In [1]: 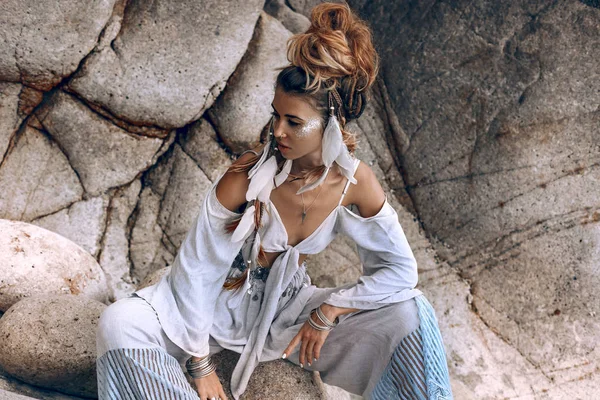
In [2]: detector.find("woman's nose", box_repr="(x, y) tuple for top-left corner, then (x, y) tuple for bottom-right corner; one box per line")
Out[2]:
(272, 119), (286, 139)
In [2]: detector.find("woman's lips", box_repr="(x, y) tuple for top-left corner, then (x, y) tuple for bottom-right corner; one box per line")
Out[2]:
(277, 142), (291, 151)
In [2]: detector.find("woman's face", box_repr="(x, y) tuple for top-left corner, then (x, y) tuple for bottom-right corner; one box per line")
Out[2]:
(270, 86), (325, 162)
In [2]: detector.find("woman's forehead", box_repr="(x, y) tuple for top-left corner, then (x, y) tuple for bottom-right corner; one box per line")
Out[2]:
(272, 87), (320, 118)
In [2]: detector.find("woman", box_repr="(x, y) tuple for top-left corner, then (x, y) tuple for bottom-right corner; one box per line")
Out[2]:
(96, 3), (453, 400)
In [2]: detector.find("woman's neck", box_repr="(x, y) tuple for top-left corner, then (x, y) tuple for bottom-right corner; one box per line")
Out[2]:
(289, 151), (323, 175)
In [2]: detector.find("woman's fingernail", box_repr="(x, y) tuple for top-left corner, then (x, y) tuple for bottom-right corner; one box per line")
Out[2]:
(281, 353), (287, 359)
(300, 363), (304, 368)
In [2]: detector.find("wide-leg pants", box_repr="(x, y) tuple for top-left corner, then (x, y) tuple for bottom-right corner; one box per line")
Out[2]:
(96, 290), (445, 399)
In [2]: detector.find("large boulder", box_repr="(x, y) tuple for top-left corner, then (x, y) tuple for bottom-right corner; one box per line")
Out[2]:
(36, 91), (167, 196)
(68, 0), (265, 129)
(347, 0), (600, 397)
(31, 195), (109, 258)
(0, 220), (109, 312)
(197, 350), (324, 399)
(98, 180), (142, 302)
(208, 12), (292, 154)
(0, 126), (83, 221)
(0, 0), (116, 90)
(0, 295), (106, 398)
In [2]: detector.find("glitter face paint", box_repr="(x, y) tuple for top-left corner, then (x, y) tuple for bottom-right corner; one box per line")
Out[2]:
(294, 118), (322, 139)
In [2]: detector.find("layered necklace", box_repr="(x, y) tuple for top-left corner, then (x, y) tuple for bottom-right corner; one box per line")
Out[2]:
(287, 172), (325, 224)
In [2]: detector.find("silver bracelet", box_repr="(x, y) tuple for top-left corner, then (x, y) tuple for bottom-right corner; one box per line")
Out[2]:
(315, 306), (339, 328)
(186, 355), (216, 378)
(308, 310), (333, 331)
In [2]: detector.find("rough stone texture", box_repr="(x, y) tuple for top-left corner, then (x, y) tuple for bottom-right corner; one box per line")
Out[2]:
(0, 219), (109, 312)
(129, 144), (213, 283)
(0, 83), (23, 165)
(129, 186), (175, 284)
(194, 350), (324, 399)
(347, 0), (600, 397)
(0, 0), (116, 91)
(99, 180), (142, 302)
(208, 12), (292, 154)
(179, 118), (233, 182)
(68, 0), (264, 129)
(36, 91), (166, 196)
(157, 145), (213, 249)
(0, 126), (83, 221)
(31, 195), (109, 258)
(0, 389), (36, 400)
(264, 0), (311, 34)
(0, 295), (105, 398)
(136, 266), (170, 291)
(0, 367), (85, 400)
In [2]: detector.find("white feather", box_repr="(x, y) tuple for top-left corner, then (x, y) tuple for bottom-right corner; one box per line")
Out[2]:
(246, 156), (277, 201)
(274, 159), (292, 187)
(248, 139), (271, 179)
(231, 205), (256, 242)
(321, 116), (343, 167)
(296, 166), (330, 195)
(335, 150), (358, 185)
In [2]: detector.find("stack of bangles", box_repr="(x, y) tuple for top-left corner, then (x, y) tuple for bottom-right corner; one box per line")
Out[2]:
(308, 306), (339, 331)
(185, 355), (216, 379)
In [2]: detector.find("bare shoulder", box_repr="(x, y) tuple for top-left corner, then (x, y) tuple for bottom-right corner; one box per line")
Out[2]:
(346, 160), (386, 218)
(215, 145), (264, 213)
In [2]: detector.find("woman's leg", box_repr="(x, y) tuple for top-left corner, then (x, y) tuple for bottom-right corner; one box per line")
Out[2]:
(96, 294), (200, 400)
(279, 290), (450, 399)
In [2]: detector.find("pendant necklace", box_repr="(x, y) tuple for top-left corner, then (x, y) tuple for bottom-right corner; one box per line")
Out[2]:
(300, 184), (324, 224)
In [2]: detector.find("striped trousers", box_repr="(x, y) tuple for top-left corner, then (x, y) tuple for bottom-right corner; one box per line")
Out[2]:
(96, 294), (451, 399)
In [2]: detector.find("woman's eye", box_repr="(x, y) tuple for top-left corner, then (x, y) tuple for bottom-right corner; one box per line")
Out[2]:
(270, 111), (279, 119)
(288, 120), (299, 127)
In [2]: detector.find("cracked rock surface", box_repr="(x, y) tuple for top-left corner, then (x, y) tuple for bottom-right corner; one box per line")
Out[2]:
(209, 12), (292, 153)
(68, 0), (264, 129)
(0, 0), (116, 91)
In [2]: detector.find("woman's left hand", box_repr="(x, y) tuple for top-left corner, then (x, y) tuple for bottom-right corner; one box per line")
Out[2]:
(282, 311), (331, 368)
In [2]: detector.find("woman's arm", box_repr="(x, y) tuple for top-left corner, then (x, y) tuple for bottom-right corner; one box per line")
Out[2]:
(321, 161), (420, 315)
(215, 149), (260, 213)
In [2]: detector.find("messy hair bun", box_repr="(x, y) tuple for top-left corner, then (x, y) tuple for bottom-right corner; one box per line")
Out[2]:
(286, 2), (379, 98)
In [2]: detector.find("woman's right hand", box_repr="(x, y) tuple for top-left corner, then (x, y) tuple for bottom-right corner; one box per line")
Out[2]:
(193, 371), (228, 400)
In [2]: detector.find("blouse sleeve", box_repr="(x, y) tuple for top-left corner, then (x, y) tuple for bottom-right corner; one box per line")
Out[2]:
(323, 198), (421, 310)
(161, 174), (245, 357)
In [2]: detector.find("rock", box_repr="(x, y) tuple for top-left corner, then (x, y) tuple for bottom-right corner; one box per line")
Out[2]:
(68, 0), (264, 129)
(208, 12), (292, 154)
(130, 145), (212, 282)
(286, 0), (336, 18)
(157, 145), (213, 248)
(190, 350), (324, 399)
(179, 118), (233, 182)
(0, 295), (106, 398)
(31, 196), (109, 257)
(0, 83), (23, 165)
(264, 0), (311, 34)
(0, 389), (37, 400)
(0, 219), (108, 312)
(348, 0), (600, 396)
(0, 0), (116, 90)
(137, 266), (170, 291)
(99, 180), (142, 301)
(0, 126), (83, 221)
(36, 91), (166, 196)
(129, 187), (175, 284)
